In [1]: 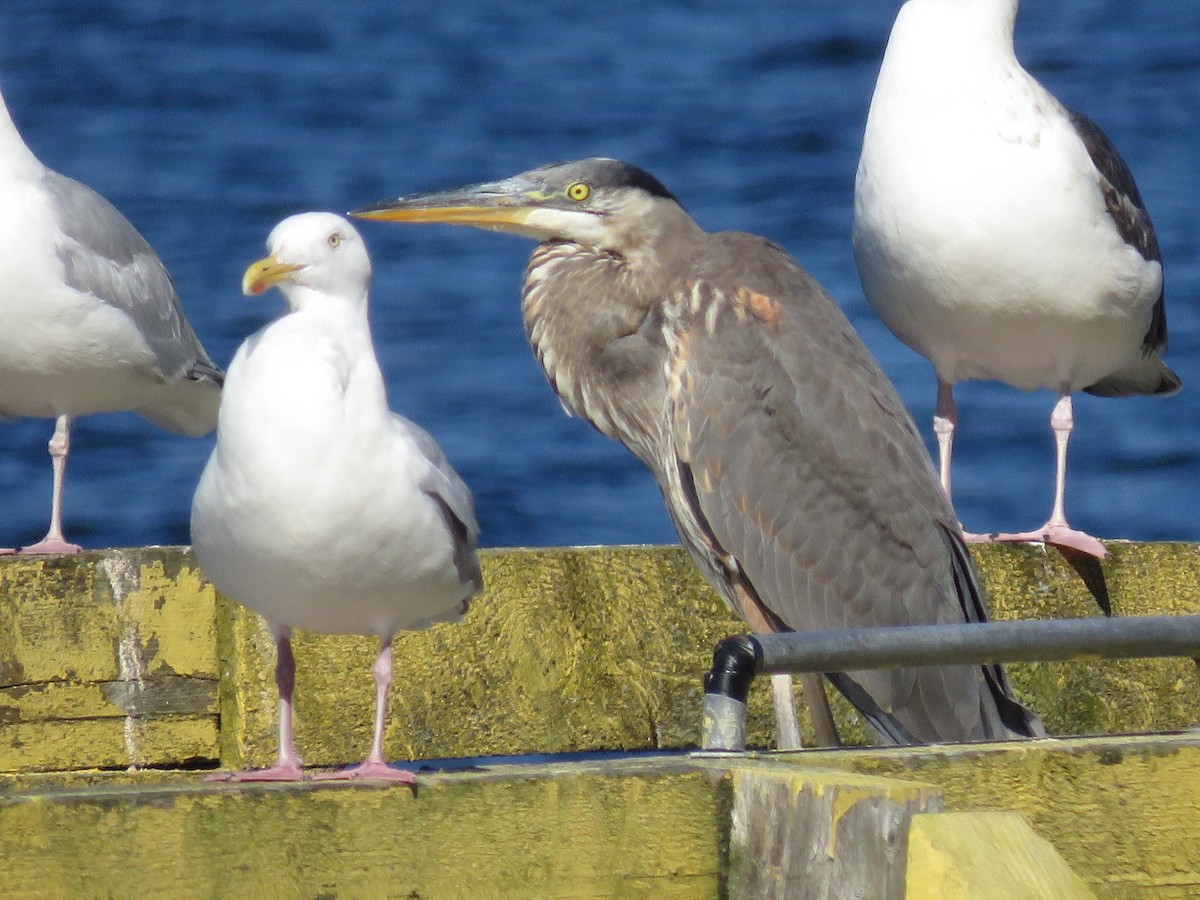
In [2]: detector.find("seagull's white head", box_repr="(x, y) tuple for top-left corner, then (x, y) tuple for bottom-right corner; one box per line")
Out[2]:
(243, 212), (372, 309)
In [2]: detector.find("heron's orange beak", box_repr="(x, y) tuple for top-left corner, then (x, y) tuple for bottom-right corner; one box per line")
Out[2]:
(350, 173), (556, 235)
(352, 203), (536, 228)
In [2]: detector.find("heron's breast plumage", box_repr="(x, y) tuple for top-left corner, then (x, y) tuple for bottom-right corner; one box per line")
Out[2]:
(522, 242), (669, 462)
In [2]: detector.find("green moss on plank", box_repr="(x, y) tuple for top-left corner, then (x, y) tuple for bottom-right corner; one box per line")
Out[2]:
(3, 543), (1199, 775)
(906, 811), (1096, 898)
(812, 733), (1200, 898)
(0, 760), (729, 899)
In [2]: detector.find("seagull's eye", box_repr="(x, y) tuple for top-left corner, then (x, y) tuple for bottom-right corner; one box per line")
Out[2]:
(566, 182), (590, 202)
(328, 232), (342, 249)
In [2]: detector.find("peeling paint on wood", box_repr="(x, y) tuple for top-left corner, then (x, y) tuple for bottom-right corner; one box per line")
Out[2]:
(0, 549), (219, 772)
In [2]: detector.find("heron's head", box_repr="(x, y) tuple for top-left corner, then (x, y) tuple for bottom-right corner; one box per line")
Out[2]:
(243, 211), (372, 308)
(351, 158), (688, 255)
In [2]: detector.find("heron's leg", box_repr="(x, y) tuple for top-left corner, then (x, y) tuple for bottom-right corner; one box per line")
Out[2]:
(994, 393), (1106, 558)
(934, 381), (990, 544)
(800, 673), (841, 748)
(20, 415), (83, 555)
(207, 630), (307, 782)
(771, 674), (804, 750)
(768, 674), (840, 749)
(315, 637), (416, 783)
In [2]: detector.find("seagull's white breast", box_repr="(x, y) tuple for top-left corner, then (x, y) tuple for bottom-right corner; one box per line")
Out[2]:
(191, 311), (469, 638)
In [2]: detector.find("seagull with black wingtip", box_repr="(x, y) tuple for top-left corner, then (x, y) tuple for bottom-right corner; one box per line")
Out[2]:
(854, 0), (1180, 560)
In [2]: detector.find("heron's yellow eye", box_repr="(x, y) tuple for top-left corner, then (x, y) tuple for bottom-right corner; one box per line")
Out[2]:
(328, 232), (342, 249)
(566, 182), (590, 202)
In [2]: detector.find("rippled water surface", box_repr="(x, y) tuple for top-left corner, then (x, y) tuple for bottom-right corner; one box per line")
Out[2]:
(1, 0), (1198, 550)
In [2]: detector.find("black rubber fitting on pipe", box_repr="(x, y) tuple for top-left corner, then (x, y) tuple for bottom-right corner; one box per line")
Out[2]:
(703, 635), (762, 703)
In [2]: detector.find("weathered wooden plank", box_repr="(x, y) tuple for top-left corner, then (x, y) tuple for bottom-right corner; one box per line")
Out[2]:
(906, 811), (1096, 899)
(1, 741), (1187, 896)
(728, 763), (941, 899)
(0, 549), (220, 772)
(977, 541), (1200, 736)
(0, 759), (728, 899)
(216, 544), (788, 770)
(821, 733), (1200, 898)
(215, 542), (1200, 771)
(3, 543), (1199, 776)
(0, 717), (219, 772)
(1, 676), (216, 720)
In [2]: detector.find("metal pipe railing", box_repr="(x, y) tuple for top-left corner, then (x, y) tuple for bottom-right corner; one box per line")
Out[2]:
(701, 615), (1200, 751)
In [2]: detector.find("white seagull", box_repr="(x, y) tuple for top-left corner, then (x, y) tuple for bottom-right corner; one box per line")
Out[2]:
(0, 84), (223, 554)
(853, 0), (1179, 559)
(191, 212), (482, 783)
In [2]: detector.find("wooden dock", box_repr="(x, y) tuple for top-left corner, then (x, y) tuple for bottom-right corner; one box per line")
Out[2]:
(2, 544), (1198, 896)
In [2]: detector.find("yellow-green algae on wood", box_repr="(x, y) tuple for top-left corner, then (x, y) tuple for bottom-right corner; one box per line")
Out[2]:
(906, 811), (1096, 899)
(216, 544), (823, 770)
(0, 755), (1015, 900)
(218, 541), (1200, 770)
(4, 542), (1200, 775)
(0, 549), (219, 772)
(0, 543), (1195, 896)
(815, 733), (1200, 898)
(977, 541), (1200, 737)
(0, 757), (731, 899)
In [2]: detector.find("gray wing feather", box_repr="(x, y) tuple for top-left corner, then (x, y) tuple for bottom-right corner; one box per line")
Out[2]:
(41, 170), (220, 381)
(664, 234), (1039, 743)
(1066, 108), (1167, 353)
(395, 414), (483, 594)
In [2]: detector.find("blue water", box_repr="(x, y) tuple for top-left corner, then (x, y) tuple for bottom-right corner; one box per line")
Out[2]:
(0, 0), (1198, 551)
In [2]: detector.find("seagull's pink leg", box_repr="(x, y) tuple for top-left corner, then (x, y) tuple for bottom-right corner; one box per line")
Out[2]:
(934, 380), (990, 543)
(18, 416), (83, 555)
(994, 393), (1107, 559)
(208, 631), (307, 782)
(315, 638), (416, 783)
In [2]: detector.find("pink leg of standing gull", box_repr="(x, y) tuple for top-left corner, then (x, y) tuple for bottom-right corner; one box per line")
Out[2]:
(208, 631), (306, 782)
(933, 381), (991, 543)
(2, 415), (84, 555)
(994, 393), (1107, 559)
(314, 638), (416, 783)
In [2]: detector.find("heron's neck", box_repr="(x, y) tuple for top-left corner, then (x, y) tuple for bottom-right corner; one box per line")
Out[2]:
(521, 241), (670, 462)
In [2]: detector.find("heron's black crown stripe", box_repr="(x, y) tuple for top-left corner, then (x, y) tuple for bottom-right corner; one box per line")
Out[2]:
(534, 158), (680, 204)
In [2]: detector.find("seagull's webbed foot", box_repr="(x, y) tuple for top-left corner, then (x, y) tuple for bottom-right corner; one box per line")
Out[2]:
(204, 763), (308, 783)
(313, 760), (417, 784)
(992, 524), (1107, 559)
(959, 529), (994, 544)
(17, 537), (83, 555)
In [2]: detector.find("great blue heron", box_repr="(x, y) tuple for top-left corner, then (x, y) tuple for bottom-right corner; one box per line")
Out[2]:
(354, 158), (1043, 746)
(192, 213), (481, 781)
(854, 0), (1179, 560)
(0, 86), (222, 554)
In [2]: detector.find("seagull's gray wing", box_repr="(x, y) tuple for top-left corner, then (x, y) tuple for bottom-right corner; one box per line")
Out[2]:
(662, 233), (1041, 743)
(41, 169), (220, 384)
(1066, 108), (1166, 353)
(395, 414), (483, 594)
(1064, 110), (1180, 397)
